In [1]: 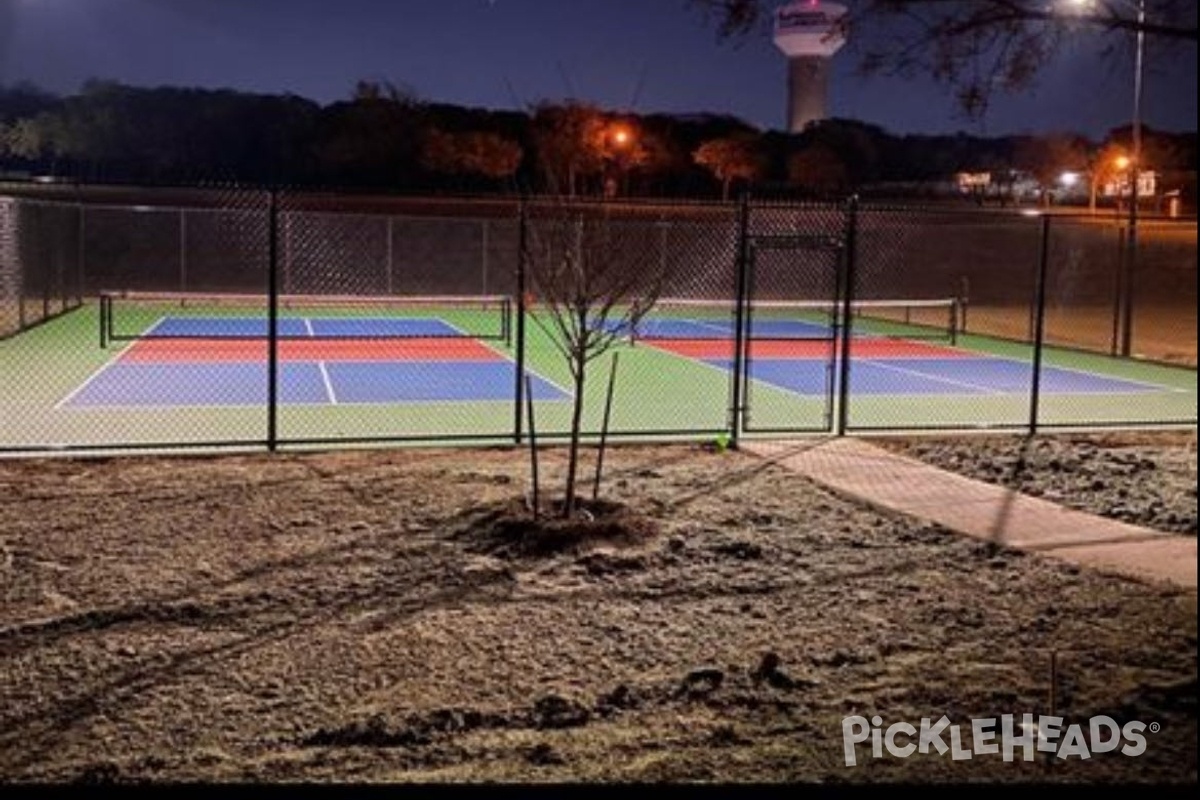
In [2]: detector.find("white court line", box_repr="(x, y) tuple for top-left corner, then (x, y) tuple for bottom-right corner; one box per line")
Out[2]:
(895, 332), (1188, 394)
(304, 317), (316, 337)
(53, 316), (164, 409)
(54, 347), (136, 409)
(842, 331), (1187, 395)
(626, 316), (730, 341)
(140, 315), (170, 337)
(858, 358), (1007, 396)
(645, 332), (1189, 402)
(318, 361), (338, 405)
(641, 340), (828, 403)
(978, 351), (1190, 394)
(444, 315), (576, 398)
(685, 319), (733, 336)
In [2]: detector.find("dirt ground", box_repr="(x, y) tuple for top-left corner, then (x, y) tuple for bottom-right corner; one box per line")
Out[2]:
(874, 430), (1198, 536)
(0, 442), (1195, 784)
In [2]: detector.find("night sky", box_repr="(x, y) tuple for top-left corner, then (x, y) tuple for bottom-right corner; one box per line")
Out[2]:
(1, 0), (1196, 138)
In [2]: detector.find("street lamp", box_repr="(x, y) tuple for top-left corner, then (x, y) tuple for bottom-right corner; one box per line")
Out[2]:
(1066, 0), (1146, 356)
(605, 123), (636, 197)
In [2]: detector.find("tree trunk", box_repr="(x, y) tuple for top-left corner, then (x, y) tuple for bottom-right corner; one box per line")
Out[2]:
(563, 362), (587, 518)
(722, 176), (730, 202)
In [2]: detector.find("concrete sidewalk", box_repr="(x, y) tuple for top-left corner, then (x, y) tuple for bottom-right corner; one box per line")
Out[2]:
(742, 437), (1197, 590)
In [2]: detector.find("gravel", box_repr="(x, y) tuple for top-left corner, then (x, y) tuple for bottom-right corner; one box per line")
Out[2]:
(873, 431), (1198, 535)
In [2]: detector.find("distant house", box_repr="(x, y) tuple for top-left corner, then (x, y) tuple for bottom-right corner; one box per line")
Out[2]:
(1101, 170), (1158, 200)
(954, 169), (1039, 204)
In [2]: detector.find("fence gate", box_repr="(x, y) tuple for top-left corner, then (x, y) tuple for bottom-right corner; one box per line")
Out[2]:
(738, 228), (846, 435)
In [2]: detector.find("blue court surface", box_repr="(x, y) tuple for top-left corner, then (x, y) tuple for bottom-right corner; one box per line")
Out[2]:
(64, 361), (569, 408)
(705, 357), (1170, 397)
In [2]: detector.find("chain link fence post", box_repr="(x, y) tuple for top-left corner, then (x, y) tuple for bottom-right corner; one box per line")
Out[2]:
(729, 192), (751, 448)
(514, 196), (528, 444)
(267, 188), (280, 452)
(1029, 213), (1052, 434)
(836, 195), (860, 436)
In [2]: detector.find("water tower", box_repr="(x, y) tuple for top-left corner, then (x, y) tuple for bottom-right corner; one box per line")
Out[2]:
(773, 1), (848, 133)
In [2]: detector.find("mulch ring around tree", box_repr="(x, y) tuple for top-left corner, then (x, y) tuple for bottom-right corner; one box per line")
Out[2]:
(450, 495), (659, 559)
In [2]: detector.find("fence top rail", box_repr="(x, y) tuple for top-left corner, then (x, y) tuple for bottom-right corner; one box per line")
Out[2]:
(0, 195), (87, 211)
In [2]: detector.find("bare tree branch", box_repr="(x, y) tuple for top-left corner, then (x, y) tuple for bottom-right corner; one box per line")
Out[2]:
(522, 197), (676, 516)
(688, 0), (1197, 119)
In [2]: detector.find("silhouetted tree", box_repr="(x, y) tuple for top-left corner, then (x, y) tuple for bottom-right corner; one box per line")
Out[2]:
(0, 83), (59, 123)
(314, 82), (426, 186)
(1014, 133), (1091, 205)
(0, 119), (45, 160)
(800, 119), (885, 187)
(693, 134), (764, 199)
(788, 144), (849, 194)
(352, 79), (418, 104)
(421, 128), (523, 181)
(531, 102), (609, 195)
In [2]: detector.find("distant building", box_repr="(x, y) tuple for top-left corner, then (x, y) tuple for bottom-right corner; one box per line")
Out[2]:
(955, 169), (1039, 203)
(1101, 170), (1157, 199)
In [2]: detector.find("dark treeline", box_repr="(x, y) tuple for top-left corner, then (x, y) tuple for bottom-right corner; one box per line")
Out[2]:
(1, 80), (1195, 204)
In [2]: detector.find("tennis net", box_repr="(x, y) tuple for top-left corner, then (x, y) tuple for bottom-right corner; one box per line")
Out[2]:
(621, 297), (962, 343)
(99, 291), (513, 347)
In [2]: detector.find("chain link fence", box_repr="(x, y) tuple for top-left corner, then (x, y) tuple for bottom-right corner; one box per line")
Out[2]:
(0, 198), (83, 340)
(847, 206), (1044, 431)
(519, 199), (739, 440)
(0, 186), (1194, 453)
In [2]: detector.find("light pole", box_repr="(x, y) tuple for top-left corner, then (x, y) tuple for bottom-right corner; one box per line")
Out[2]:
(1066, 0), (1146, 356)
(605, 123), (635, 198)
(1121, 0), (1146, 357)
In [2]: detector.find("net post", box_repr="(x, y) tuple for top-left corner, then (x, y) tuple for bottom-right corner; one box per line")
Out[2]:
(949, 297), (959, 346)
(836, 196), (860, 437)
(1029, 213), (1051, 434)
(729, 191), (751, 448)
(99, 292), (108, 349)
(513, 198), (528, 444)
